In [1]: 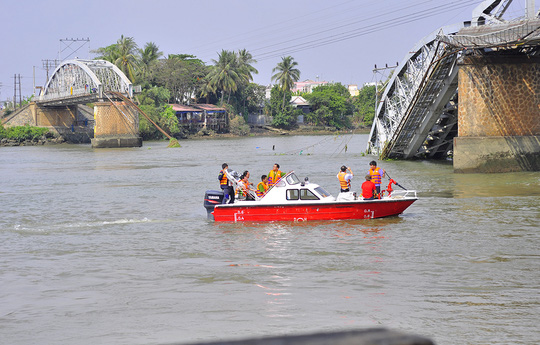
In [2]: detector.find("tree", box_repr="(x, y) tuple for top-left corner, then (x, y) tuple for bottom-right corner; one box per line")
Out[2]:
(139, 42), (163, 81)
(236, 49), (258, 84)
(150, 55), (207, 104)
(114, 35), (140, 82)
(207, 50), (240, 103)
(267, 85), (297, 129)
(92, 44), (120, 63)
(352, 84), (376, 126)
(271, 56), (300, 109)
(304, 83), (353, 129)
(138, 86), (170, 106)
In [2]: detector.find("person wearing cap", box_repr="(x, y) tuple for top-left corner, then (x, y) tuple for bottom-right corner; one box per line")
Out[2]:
(337, 165), (353, 193)
(361, 174), (377, 200)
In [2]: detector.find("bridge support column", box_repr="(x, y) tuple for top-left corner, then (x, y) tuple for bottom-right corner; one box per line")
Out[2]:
(91, 102), (142, 148)
(454, 55), (540, 173)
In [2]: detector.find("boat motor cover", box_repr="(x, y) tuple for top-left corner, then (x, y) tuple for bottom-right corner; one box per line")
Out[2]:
(204, 190), (224, 211)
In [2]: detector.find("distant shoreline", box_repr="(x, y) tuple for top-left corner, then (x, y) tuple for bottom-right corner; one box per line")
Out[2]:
(0, 122), (371, 146)
(188, 125), (371, 140)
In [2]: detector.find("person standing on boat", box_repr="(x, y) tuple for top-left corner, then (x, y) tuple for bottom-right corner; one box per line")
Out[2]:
(369, 160), (386, 194)
(268, 163), (285, 186)
(361, 174), (377, 200)
(218, 163), (235, 204)
(337, 165), (353, 193)
(256, 175), (269, 198)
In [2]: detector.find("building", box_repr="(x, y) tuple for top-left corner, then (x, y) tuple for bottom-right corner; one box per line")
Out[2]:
(170, 103), (227, 133)
(291, 80), (329, 93)
(348, 84), (359, 97)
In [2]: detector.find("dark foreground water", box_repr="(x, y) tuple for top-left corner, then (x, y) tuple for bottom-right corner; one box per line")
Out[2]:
(1, 134), (539, 345)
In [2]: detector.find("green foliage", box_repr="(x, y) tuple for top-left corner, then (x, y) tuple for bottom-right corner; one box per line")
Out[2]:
(150, 56), (207, 104)
(352, 84), (376, 126)
(138, 86), (171, 106)
(0, 124), (50, 141)
(271, 56), (301, 93)
(304, 83), (353, 129)
(139, 42), (163, 81)
(204, 49), (259, 106)
(138, 104), (162, 140)
(229, 115), (250, 136)
(21, 95), (34, 106)
(157, 105), (183, 138)
(266, 86), (298, 129)
(138, 104), (186, 140)
(226, 82), (266, 120)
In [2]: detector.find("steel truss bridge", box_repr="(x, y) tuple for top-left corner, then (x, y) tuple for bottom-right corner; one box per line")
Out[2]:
(38, 59), (133, 106)
(367, 0), (540, 160)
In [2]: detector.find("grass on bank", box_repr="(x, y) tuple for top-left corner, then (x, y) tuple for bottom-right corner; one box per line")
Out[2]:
(0, 124), (52, 142)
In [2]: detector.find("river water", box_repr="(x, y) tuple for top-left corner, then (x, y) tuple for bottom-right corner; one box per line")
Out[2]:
(1, 134), (539, 345)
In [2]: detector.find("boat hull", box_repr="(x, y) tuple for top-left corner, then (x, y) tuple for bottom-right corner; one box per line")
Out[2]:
(212, 198), (416, 222)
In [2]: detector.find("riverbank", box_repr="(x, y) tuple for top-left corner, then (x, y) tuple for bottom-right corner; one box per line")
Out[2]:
(0, 136), (66, 146)
(189, 124), (371, 140)
(0, 123), (371, 146)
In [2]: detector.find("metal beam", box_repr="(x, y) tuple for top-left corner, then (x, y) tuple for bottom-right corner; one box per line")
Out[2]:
(402, 60), (460, 158)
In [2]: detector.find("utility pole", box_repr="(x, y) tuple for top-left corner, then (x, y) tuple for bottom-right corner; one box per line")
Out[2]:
(372, 63), (399, 116)
(19, 74), (22, 106)
(42, 59), (59, 82)
(13, 74), (17, 108)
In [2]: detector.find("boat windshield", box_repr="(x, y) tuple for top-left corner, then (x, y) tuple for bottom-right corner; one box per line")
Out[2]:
(314, 186), (331, 198)
(286, 173), (301, 185)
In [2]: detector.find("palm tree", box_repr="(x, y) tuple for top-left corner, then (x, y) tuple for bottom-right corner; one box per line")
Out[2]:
(199, 77), (216, 104)
(271, 56), (300, 108)
(114, 35), (139, 82)
(139, 42), (162, 79)
(208, 50), (240, 103)
(92, 44), (119, 63)
(236, 49), (258, 84)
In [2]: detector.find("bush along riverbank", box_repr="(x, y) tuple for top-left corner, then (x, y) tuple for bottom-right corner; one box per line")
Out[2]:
(0, 125), (65, 146)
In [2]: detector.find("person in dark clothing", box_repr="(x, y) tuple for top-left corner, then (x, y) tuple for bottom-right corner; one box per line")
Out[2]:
(218, 163), (235, 204)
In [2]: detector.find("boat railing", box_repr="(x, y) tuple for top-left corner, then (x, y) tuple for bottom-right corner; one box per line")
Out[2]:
(386, 189), (417, 199)
(225, 169), (260, 202)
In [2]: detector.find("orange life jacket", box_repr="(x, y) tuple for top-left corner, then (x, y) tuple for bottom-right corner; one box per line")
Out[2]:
(337, 171), (351, 190)
(268, 170), (284, 186)
(256, 181), (268, 197)
(236, 180), (248, 196)
(369, 167), (382, 185)
(219, 169), (228, 186)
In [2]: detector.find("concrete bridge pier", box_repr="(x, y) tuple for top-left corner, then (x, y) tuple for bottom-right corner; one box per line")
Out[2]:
(454, 55), (540, 173)
(91, 101), (142, 148)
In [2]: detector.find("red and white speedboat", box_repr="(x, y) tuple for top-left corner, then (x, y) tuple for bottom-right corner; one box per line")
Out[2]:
(204, 171), (417, 222)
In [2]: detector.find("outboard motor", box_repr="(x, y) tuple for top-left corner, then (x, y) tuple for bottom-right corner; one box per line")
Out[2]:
(204, 190), (224, 219)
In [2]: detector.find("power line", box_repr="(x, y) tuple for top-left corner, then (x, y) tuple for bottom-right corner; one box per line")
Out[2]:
(254, 0), (480, 61)
(249, 0), (437, 55)
(188, 0), (361, 57)
(192, 0), (480, 64)
(59, 38), (90, 60)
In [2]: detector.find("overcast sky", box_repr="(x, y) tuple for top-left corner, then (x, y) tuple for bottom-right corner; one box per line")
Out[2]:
(0, 0), (536, 101)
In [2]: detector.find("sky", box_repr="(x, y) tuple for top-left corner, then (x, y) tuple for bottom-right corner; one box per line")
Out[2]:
(0, 0), (537, 102)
